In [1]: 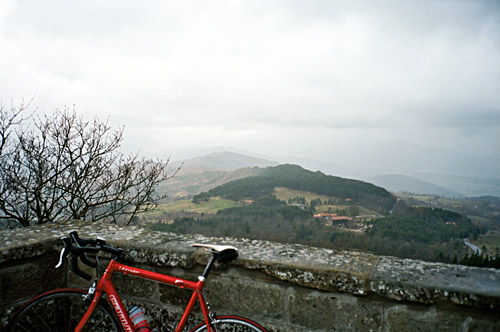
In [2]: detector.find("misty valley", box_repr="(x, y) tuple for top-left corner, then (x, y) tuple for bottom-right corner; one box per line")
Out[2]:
(139, 162), (500, 269)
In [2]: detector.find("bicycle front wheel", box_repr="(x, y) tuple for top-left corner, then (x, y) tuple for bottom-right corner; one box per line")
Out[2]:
(191, 316), (268, 332)
(7, 288), (121, 332)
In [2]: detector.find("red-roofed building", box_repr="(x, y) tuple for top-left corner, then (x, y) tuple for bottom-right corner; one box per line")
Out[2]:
(313, 213), (337, 220)
(331, 216), (352, 225)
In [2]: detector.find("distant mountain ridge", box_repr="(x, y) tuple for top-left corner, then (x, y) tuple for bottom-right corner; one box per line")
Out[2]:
(277, 156), (355, 179)
(159, 165), (261, 201)
(167, 149), (499, 198)
(411, 172), (500, 198)
(368, 174), (465, 198)
(176, 151), (278, 170)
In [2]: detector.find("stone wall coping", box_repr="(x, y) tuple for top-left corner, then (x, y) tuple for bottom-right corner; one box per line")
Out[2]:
(1, 221), (499, 312)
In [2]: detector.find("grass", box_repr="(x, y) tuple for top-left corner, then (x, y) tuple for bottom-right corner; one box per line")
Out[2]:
(273, 187), (379, 216)
(143, 197), (243, 216)
(273, 187), (334, 203)
(403, 194), (488, 212)
(476, 232), (500, 250)
(314, 204), (378, 216)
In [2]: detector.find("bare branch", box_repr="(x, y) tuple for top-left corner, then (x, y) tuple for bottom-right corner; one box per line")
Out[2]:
(0, 103), (175, 227)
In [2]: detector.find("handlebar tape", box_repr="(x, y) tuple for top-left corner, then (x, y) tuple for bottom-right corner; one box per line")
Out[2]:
(71, 254), (93, 280)
(69, 231), (122, 256)
(80, 252), (97, 268)
(70, 231), (98, 246)
(62, 231), (123, 280)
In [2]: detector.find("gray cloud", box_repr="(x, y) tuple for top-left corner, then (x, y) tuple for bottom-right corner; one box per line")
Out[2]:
(0, 0), (499, 174)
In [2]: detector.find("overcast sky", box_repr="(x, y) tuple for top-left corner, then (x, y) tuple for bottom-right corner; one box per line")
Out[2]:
(1, 0), (499, 176)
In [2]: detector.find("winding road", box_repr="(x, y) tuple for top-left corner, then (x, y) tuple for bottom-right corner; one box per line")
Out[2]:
(464, 239), (481, 255)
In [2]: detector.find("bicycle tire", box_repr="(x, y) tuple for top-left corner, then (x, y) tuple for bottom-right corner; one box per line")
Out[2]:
(190, 316), (268, 332)
(7, 288), (122, 332)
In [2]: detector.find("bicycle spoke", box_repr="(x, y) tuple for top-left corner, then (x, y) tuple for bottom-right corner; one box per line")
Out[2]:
(66, 297), (75, 332)
(193, 317), (267, 332)
(8, 290), (120, 332)
(52, 299), (59, 332)
(87, 316), (108, 332)
(64, 301), (74, 332)
(11, 323), (31, 332)
(32, 306), (54, 332)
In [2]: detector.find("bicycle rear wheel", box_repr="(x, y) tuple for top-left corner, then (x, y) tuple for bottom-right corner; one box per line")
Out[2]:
(7, 288), (121, 332)
(191, 316), (268, 332)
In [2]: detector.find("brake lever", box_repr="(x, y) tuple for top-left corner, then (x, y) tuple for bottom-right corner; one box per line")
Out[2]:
(55, 246), (67, 268)
(55, 237), (71, 269)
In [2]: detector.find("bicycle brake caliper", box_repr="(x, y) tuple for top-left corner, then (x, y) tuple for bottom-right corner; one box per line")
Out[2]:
(207, 302), (218, 324)
(85, 280), (97, 300)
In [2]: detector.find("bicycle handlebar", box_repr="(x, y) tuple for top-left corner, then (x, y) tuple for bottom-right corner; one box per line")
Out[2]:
(56, 231), (123, 280)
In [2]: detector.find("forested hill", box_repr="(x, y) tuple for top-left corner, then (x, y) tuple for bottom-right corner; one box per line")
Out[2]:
(194, 164), (397, 214)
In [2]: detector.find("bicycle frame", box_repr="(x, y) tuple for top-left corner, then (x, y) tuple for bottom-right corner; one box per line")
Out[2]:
(75, 259), (214, 332)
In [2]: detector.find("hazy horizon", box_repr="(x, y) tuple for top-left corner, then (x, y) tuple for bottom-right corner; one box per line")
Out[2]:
(1, 0), (499, 180)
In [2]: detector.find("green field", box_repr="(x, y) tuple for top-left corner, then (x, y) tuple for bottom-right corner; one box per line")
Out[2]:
(142, 198), (243, 217)
(314, 204), (378, 216)
(475, 232), (500, 251)
(273, 187), (335, 203)
(273, 187), (379, 216)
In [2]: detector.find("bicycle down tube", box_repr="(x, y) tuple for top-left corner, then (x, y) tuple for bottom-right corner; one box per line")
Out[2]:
(75, 259), (214, 332)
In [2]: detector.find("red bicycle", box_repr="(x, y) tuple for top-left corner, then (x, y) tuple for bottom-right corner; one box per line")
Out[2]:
(7, 231), (268, 332)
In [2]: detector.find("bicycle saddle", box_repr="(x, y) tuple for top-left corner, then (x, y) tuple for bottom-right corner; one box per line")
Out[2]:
(192, 243), (238, 264)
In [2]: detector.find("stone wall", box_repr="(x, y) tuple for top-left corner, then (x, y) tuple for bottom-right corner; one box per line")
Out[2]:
(1, 221), (499, 331)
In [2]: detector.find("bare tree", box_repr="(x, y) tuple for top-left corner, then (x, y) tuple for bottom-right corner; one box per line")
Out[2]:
(0, 104), (177, 227)
(0, 100), (34, 227)
(0, 99), (31, 155)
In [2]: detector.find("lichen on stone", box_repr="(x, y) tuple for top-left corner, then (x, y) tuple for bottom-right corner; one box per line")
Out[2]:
(1, 221), (499, 311)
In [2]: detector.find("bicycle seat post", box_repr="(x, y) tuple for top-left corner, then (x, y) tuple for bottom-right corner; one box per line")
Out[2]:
(200, 252), (217, 280)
